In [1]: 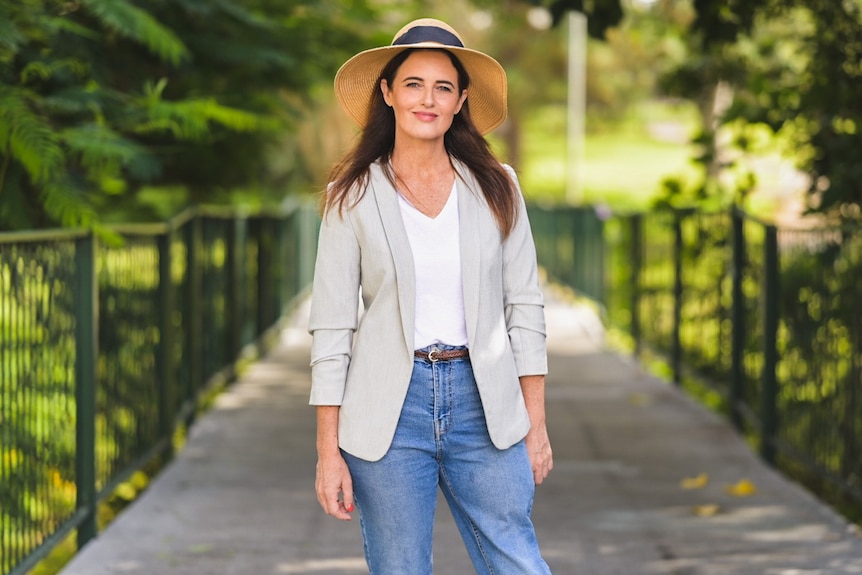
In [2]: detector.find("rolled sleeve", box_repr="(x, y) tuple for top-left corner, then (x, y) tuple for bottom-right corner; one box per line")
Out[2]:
(308, 207), (360, 405)
(502, 166), (548, 377)
(309, 330), (353, 404)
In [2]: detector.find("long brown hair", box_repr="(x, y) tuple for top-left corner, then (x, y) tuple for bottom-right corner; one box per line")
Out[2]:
(323, 48), (519, 238)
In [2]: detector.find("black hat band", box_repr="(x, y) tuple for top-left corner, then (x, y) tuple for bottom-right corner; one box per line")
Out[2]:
(392, 25), (464, 48)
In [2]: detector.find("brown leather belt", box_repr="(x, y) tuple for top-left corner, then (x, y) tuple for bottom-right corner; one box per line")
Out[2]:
(414, 348), (470, 362)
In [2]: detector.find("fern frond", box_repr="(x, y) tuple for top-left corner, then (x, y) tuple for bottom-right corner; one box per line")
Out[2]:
(60, 123), (147, 178)
(41, 86), (107, 116)
(0, 4), (24, 53)
(44, 17), (101, 41)
(79, 0), (189, 65)
(40, 176), (97, 228)
(0, 86), (65, 185)
(20, 58), (90, 84)
(134, 91), (277, 141)
(193, 99), (277, 132)
(140, 77), (168, 105)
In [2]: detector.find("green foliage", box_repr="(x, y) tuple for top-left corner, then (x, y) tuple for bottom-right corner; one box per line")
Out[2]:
(660, 0), (862, 219)
(541, 0), (624, 38)
(691, 0), (759, 47)
(0, 0), (373, 230)
(0, 86), (65, 185)
(78, 0), (190, 65)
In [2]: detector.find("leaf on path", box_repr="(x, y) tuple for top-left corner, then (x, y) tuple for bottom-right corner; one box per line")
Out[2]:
(725, 479), (757, 496)
(680, 472), (709, 489)
(693, 504), (720, 517)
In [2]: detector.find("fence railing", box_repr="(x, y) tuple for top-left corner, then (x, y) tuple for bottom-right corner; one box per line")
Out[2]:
(530, 204), (862, 522)
(0, 203), (319, 575)
(6, 199), (860, 575)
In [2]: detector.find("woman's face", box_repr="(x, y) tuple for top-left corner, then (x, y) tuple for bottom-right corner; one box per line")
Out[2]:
(380, 50), (467, 145)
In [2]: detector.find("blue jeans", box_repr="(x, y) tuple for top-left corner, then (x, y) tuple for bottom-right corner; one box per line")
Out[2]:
(342, 346), (551, 575)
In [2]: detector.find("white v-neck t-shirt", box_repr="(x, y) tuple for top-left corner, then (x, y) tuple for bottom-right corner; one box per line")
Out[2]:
(397, 181), (468, 349)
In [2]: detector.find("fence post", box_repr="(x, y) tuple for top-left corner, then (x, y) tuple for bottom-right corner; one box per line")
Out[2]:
(574, 208), (605, 303)
(256, 217), (275, 335)
(225, 217), (244, 359)
(157, 230), (176, 459)
(184, 215), (202, 426)
(761, 224), (779, 464)
(281, 210), (299, 308)
(630, 214), (642, 355)
(594, 212), (606, 305)
(672, 211), (683, 385)
(74, 233), (98, 548)
(730, 206), (745, 431)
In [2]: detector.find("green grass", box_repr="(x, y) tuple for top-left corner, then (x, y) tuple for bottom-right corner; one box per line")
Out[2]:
(520, 101), (701, 211)
(519, 100), (807, 219)
(580, 131), (699, 210)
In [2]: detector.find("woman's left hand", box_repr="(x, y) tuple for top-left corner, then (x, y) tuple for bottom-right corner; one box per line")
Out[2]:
(525, 421), (553, 485)
(520, 374), (553, 485)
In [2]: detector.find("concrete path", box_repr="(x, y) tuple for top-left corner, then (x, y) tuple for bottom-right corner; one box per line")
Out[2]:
(59, 288), (862, 575)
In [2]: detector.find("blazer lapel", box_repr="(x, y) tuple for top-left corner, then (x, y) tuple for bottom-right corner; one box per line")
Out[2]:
(454, 160), (481, 344)
(370, 162), (416, 353)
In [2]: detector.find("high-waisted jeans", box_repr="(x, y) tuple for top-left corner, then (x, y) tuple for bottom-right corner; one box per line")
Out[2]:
(342, 345), (552, 575)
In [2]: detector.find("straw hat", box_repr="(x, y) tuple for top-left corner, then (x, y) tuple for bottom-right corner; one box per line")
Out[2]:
(334, 18), (508, 135)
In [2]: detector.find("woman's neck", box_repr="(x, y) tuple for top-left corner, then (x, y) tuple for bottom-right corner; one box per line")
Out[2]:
(389, 140), (456, 218)
(390, 140), (451, 178)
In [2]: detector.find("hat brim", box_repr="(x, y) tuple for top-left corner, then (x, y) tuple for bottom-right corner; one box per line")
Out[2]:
(334, 43), (508, 136)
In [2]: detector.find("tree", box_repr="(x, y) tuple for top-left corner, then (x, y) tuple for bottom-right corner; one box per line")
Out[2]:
(766, 0), (862, 219)
(656, 0), (862, 219)
(652, 0), (764, 207)
(0, 0), (375, 230)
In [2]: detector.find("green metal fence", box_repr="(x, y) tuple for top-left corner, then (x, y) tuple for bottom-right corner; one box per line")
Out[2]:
(0, 204), (318, 575)
(528, 205), (606, 303)
(531, 204), (862, 521)
(6, 198), (860, 574)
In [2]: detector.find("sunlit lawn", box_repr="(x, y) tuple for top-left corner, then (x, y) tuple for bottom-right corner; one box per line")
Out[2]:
(519, 101), (701, 212)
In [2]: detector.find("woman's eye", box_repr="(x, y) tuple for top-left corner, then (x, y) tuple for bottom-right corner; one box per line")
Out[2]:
(437, 85), (453, 92)
(406, 82), (421, 88)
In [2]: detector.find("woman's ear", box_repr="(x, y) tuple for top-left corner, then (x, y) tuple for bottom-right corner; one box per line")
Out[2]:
(380, 79), (392, 107)
(455, 89), (467, 114)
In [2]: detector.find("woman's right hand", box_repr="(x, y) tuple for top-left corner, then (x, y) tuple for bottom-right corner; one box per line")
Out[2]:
(315, 451), (354, 521)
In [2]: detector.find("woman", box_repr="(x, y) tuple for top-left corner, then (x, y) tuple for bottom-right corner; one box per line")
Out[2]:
(309, 18), (553, 574)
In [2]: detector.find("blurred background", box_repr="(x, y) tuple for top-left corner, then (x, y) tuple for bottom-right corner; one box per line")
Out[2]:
(4, 0), (858, 231)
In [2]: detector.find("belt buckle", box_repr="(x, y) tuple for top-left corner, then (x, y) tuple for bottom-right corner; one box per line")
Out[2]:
(427, 348), (439, 362)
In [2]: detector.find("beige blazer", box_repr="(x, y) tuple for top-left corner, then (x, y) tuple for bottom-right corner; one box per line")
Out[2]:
(308, 159), (547, 461)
